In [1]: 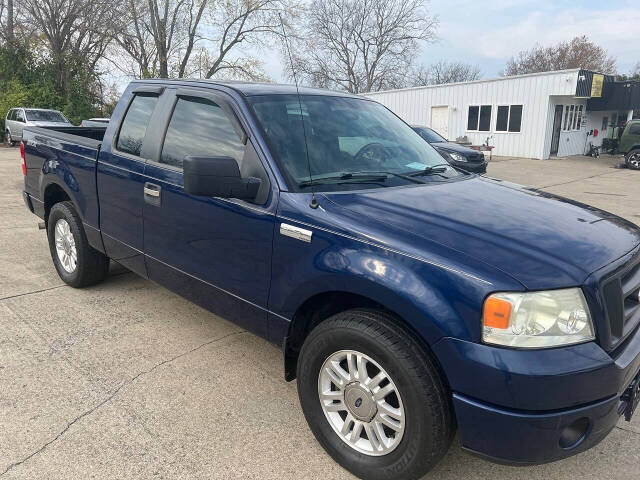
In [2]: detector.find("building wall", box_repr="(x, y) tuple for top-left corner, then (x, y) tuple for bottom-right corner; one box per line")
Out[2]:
(545, 96), (589, 158)
(585, 110), (616, 148)
(364, 70), (581, 159)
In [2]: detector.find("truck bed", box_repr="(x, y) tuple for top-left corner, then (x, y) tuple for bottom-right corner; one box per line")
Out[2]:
(24, 125), (107, 147)
(22, 125), (108, 238)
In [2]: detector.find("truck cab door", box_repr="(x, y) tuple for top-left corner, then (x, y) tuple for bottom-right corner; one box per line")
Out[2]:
(141, 87), (277, 338)
(97, 86), (164, 277)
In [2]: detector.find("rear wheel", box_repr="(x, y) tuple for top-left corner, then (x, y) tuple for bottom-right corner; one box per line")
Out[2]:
(297, 309), (454, 480)
(47, 201), (110, 287)
(626, 149), (640, 170)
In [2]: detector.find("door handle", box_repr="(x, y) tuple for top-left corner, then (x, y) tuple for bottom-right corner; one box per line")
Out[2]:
(144, 183), (160, 197)
(144, 182), (161, 206)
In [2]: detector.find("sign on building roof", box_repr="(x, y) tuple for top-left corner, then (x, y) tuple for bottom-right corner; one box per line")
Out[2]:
(591, 74), (604, 98)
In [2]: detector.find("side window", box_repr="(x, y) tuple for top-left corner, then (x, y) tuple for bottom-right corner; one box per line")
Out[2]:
(508, 105), (523, 132)
(467, 105), (491, 131)
(116, 94), (159, 156)
(160, 96), (245, 169)
(15, 110), (25, 122)
(629, 123), (640, 135)
(467, 106), (478, 131)
(7, 109), (14, 121)
(495, 106), (509, 132)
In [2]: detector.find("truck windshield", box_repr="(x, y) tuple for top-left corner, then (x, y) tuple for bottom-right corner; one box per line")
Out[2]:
(25, 110), (68, 123)
(249, 95), (456, 191)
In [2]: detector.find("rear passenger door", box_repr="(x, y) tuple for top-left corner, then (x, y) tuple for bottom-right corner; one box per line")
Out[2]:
(142, 87), (276, 337)
(97, 86), (162, 277)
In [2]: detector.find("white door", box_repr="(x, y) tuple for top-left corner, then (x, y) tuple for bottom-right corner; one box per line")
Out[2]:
(430, 106), (449, 140)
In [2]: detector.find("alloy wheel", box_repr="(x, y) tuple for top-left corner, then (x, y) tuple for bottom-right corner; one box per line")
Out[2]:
(318, 349), (405, 456)
(54, 219), (77, 273)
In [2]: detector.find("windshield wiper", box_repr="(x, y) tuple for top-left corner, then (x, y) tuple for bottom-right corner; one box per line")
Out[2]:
(351, 171), (427, 184)
(406, 163), (451, 177)
(298, 172), (388, 188)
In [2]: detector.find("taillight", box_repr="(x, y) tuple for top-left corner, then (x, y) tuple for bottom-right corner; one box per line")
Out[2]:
(20, 141), (26, 175)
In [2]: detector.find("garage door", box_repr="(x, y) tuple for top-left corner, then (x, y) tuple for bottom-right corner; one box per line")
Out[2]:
(430, 106), (449, 140)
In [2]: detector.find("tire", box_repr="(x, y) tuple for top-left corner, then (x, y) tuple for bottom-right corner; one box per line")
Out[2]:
(47, 201), (110, 287)
(6, 130), (15, 147)
(626, 149), (640, 170)
(297, 309), (454, 480)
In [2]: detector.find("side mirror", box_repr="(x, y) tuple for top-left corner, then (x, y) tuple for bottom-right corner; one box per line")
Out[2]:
(183, 155), (261, 200)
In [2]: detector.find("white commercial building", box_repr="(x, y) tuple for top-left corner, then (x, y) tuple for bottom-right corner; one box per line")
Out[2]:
(364, 69), (634, 159)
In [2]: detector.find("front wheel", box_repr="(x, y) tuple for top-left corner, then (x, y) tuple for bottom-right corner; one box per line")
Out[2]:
(297, 309), (454, 480)
(626, 149), (640, 170)
(6, 130), (15, 146)
(47, 201), (110, 287)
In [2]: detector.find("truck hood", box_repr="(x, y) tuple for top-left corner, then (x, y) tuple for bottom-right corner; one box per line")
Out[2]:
(323, 176), (640, 289)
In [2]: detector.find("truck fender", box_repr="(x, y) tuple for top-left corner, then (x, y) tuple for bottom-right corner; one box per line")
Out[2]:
(273, 246), (490, 353)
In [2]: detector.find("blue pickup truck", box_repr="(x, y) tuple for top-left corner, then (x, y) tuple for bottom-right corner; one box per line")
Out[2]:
(20, 80), (640, 480)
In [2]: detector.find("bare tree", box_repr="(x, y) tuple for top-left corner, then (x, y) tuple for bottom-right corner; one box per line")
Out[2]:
(144, 0), (207, 78)
(413, 60), (481, 86)
(198, 0), (292, 79)
(0, 0), (24, 44)
(291, 0), (437, 93)
(117, 0), (291, 80)
(504, 36), (616, 76)
(24, 0), (123, 95)
(4, 0), (14, 42)
(113, 0), (158, 77)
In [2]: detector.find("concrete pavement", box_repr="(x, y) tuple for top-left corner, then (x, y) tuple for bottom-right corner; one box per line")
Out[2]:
(1, 146), (639, 479)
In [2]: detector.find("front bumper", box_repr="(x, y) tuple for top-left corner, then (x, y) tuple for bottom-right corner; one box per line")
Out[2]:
(433, 323), (640, 464)
(454, 390), (624, 464)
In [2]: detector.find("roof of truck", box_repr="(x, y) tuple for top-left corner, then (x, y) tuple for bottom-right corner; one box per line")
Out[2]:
(130, 78), (362, 98)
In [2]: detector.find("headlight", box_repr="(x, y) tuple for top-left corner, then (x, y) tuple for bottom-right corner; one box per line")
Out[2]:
(482, 288), (595, 348)
(445, 151), (467, 162)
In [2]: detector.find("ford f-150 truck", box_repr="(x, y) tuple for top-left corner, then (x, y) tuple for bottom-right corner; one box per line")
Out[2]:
(20, 80), (640, 480)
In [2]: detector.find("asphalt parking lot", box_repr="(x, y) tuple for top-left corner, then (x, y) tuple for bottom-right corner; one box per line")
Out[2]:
(1, 146), (639, 479)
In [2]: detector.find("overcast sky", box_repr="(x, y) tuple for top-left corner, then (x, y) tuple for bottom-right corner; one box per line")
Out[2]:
(259, 0), (640, 83)
(109, 0), (639, 90)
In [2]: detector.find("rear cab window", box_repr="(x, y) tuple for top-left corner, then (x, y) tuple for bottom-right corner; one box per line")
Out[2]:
(116, 94), (159, 156)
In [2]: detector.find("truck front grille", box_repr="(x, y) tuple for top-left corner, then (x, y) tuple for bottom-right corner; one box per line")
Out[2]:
(601, 254), (640, 350)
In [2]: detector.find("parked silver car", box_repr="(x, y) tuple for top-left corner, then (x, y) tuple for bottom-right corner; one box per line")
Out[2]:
(5, 108), (72, 145)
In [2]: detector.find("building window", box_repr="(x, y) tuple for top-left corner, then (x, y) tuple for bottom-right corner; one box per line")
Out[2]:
(496, 106), (508, 131)
(495, 105), (523, 132)
(568, 105), (575, 131)
(561, 104), (584, 132)
(467, 105), (491, 131)
(575, 105), (583, 130)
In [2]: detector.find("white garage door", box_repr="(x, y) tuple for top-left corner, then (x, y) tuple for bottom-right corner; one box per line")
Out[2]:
(430, 106), (449, 140)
